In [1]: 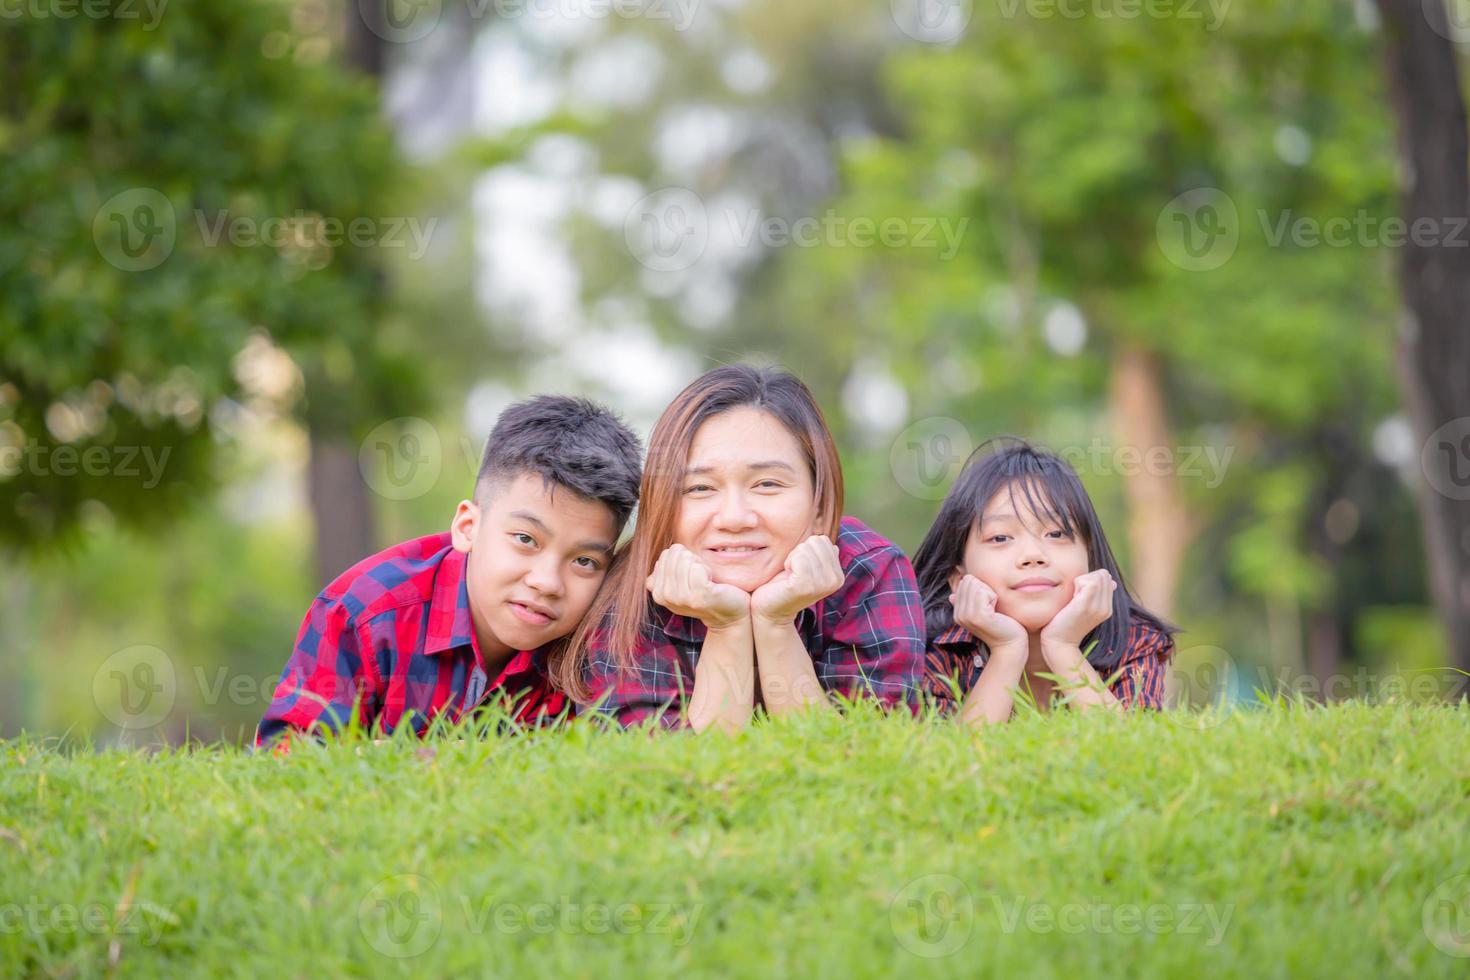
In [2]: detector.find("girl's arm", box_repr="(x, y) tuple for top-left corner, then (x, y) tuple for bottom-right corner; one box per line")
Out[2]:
(948, 575), (1032, 726)
(956, 640), (1030, 725)
(1038, 569), (1122, 712)
(1038, 640), (1121, 712)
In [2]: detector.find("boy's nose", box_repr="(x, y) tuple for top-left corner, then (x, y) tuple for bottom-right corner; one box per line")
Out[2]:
(524, 562), (564, 597)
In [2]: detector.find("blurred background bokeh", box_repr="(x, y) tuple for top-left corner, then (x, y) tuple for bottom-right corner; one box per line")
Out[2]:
(4, 0), (1468, 744)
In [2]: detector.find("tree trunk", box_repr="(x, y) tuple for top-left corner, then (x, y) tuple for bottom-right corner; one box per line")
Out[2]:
(308, 439), (376, 586)
(1108, 345), (1189, 620)
(1373, 0), (1470, 679)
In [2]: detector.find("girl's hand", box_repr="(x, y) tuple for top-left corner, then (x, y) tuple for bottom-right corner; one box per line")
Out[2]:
(749, 535), (845, 626)
(646, 544), (751, 630)
(948, 573), (1028, 649)
(1039, 569), (1116, 649)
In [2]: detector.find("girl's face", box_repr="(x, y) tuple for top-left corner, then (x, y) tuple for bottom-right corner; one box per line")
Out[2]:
(675, 406), (820, 593)
(959, 484), (1091, 632)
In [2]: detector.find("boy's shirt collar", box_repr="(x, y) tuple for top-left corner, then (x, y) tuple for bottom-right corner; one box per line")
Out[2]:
(425, 545), (476, 656)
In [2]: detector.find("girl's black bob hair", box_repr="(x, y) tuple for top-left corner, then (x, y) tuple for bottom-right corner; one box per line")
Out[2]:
(911, 437), (1177, 671)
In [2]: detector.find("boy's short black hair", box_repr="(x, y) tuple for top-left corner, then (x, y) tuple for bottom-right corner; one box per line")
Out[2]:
(475, 395), (642, 529)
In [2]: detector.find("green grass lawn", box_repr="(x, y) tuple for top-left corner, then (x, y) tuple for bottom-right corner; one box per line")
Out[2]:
(2, 702), (1469, 978)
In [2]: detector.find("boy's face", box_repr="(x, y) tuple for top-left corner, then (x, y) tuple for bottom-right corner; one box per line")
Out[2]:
(451, 473), (617, 660)
(958, 484), (1091, 633)
(673, 406), (822, 593)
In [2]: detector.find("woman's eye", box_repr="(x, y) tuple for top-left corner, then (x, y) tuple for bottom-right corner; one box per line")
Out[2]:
(683, 485), (713, 495)
(755, 480), (783, 489)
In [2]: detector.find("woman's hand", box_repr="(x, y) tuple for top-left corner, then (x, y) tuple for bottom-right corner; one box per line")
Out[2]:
(646, 544), (751, 630)
(749, 534), (845, 626)
(1038, 569), (1116, 660)
(948, 573), (1028, 650)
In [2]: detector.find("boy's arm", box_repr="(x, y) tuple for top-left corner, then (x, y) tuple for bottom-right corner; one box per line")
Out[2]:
(254, 595), (382, 749)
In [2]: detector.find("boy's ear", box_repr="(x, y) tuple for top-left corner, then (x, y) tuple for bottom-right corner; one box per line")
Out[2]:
(450, 500), (480, 554)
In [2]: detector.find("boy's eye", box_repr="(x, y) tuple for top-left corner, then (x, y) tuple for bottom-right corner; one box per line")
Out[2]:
(512, 532), (536, 547)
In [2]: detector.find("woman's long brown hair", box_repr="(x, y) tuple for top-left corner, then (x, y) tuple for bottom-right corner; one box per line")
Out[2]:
(550, 364), (845, 701)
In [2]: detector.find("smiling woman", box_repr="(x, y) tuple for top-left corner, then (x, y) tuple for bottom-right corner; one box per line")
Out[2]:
(554, 365), (926, 732)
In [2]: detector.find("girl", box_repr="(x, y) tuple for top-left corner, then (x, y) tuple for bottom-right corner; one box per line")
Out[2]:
(913, 439), (1177, 725)
(554, 364), (926, 731)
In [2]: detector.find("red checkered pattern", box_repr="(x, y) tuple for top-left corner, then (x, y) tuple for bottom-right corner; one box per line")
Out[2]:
(255, 533), (567, 746)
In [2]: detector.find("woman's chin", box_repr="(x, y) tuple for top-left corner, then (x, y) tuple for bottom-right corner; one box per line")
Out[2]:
(710, 566), (774, 594)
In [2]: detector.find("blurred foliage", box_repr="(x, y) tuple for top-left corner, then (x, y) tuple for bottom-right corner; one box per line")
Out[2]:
(0, 0), (427, 551)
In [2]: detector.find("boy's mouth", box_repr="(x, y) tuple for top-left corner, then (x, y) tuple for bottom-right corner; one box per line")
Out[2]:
(507, 600), (556, 626)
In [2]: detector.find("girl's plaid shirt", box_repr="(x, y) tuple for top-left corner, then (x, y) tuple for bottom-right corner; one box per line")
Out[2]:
(924, 614), (1175, 710)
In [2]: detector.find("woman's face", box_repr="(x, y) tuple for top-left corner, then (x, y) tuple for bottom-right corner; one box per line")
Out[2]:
(959, 484), (1091, 632)
(674, 406), (820, 593)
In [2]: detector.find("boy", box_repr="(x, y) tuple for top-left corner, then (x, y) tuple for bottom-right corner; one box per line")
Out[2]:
(255, 395), (642, 746)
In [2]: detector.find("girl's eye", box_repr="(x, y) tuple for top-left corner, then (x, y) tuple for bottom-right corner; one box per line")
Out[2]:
(1046, 530), (1069, 540)
(573, 556), (602, 571)
(987, 534), (1010, 544)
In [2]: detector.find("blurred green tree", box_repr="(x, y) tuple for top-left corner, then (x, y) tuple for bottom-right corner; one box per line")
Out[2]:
(0, 0), (427, 582)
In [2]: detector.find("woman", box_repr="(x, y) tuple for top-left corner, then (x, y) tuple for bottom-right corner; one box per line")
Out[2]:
(554, 364), (925, 731)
